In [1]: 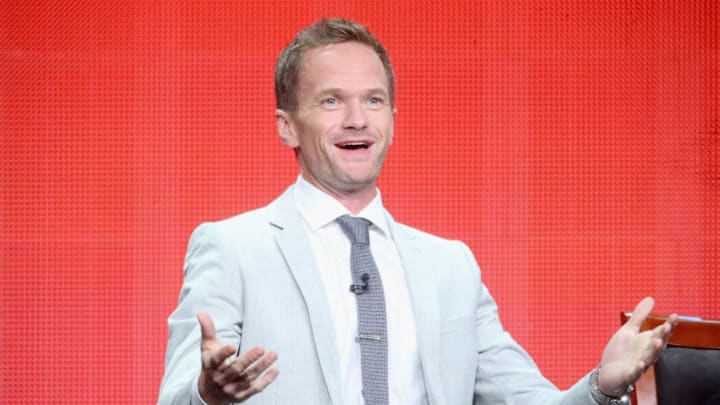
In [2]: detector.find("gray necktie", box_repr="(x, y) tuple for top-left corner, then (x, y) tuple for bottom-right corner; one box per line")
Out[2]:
(337, 215), (389, 405)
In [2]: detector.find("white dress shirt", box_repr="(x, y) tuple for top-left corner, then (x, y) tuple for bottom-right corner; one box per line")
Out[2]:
(294, 176), (428, 405)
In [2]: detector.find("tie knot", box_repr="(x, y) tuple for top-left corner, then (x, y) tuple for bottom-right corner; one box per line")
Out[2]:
(337, 215), (371, 245)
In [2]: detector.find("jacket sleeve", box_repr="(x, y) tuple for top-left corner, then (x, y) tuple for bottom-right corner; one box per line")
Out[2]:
(158, 223), (245, 405)
(461, 243), (595, 405)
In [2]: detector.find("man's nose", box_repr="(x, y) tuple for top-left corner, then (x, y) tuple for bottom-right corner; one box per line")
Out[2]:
(341, 100), (368, 131)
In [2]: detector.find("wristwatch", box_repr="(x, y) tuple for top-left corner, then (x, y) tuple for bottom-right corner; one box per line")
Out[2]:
(589, 366), (633, 405)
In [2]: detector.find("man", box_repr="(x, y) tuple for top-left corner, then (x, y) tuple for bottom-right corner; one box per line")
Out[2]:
(158, 18), (677, 405)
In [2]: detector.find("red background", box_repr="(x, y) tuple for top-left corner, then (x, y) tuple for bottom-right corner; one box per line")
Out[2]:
(1, 1), (718, 403)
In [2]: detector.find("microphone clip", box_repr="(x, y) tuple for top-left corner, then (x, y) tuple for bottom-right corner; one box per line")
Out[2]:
(349, 273), (369, 295)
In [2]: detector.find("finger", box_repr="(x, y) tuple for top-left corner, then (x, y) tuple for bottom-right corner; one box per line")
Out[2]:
(644, 337), (666, 365)
(234, 346), (267, 372)
(638, 332), (668, 368)
(635, 360), (647, 378)
(650, 313), (678, 341)
(204, 344), (236, 372)
(230, 368), (279, 401)
(229, 350), (278, 386)
(215, 346), (267, 386)
(214, 345), (239, 371)
(626, 296), (655, 330)
(666, 313), (679, 330)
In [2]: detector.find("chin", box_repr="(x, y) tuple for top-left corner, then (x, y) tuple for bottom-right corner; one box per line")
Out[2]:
(339, 174), (377, 190)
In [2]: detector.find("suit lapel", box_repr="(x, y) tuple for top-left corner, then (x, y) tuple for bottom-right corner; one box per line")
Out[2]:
(267, 188), (343, 405)
(389, 220), (446, 405)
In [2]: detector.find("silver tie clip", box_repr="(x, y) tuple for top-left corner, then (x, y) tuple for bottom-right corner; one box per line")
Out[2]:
(357, 333), (382, 341)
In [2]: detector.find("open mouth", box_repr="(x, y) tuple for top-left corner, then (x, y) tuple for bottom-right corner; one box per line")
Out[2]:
(335, 140), (372, 150)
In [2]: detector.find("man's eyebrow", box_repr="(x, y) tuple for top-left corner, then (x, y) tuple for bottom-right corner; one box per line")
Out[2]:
(363, 87), (390, 96)
(314, 87), (390, 97)
(314, 88), (342, 97)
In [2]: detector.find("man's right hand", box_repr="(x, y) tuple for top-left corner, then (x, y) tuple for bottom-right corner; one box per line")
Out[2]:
(197, 312), (279, 405)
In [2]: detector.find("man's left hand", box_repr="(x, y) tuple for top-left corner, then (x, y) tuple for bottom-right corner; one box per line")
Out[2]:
(596, 296), (678, 397)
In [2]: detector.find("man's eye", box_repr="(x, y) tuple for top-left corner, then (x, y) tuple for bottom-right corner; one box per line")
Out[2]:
(368, 97), (382, 105)
(322, 98), (337, 106)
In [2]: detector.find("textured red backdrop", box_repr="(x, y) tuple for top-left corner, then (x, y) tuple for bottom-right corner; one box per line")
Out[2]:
(1, 1), (718, 403)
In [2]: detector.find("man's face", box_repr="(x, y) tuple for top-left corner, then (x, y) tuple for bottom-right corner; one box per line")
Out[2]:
(276, 41), (395, 199)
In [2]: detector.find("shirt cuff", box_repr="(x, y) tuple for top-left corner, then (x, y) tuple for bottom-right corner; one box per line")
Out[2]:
(191, 373), (211, 405)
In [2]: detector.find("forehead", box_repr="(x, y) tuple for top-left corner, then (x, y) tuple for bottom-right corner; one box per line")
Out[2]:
(297, 42), (389, 93)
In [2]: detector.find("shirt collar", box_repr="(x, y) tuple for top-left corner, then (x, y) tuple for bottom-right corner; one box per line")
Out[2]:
(293, 175), (391, 238)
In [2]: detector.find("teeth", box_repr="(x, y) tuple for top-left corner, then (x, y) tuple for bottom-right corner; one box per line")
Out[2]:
(339, 142), (368, 149)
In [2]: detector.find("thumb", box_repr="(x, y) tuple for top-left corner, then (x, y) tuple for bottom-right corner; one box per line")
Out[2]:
(626, 296), (655, 330)
(197, 312), (217, 343)
(197, 312), (236, 372)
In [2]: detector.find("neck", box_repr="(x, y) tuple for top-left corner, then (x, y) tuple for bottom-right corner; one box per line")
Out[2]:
(300, 174), (377, 215)
(334, 191), (376, 215)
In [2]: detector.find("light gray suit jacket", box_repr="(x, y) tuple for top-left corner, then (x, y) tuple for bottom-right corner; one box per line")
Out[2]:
(158, 186), (593, 405)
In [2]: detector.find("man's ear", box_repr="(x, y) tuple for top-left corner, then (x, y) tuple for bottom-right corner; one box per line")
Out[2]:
(276, 109), (299, 148)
